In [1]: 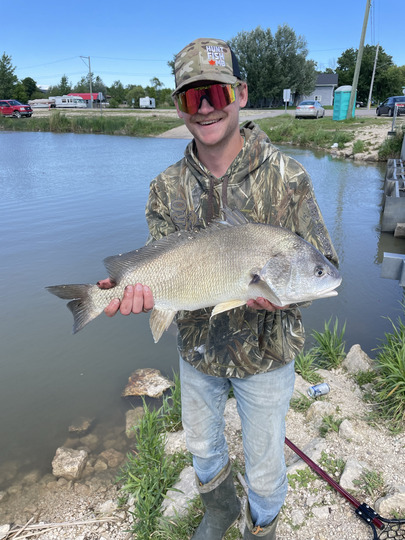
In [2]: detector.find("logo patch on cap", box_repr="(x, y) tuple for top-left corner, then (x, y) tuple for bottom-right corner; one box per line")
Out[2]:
(206, 46), (226, 67)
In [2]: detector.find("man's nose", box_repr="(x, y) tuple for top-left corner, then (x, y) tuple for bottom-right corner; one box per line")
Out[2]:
(198, 96), (215, 112)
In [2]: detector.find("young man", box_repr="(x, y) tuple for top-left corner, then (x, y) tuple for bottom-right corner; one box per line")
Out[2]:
(100, 38), (338, 539)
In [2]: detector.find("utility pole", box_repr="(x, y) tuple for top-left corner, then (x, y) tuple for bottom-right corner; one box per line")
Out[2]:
(367, 43), (379, 109)
(80, 56), (93, 109)
(346, 0), (371, 119)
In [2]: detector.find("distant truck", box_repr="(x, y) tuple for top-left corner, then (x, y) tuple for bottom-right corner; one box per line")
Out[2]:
(139, 97), (156, 109)
(49, 95), (87, 109)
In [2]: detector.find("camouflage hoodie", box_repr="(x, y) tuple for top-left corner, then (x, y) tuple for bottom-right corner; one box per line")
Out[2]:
(145, 122), (338, 378)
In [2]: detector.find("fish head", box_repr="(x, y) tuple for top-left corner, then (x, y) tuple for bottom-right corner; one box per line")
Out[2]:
(259, 235), (342, 306)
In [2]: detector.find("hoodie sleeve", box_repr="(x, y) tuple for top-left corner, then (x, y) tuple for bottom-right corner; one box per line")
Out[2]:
(145, 175), (177, 244)
(271, 151), (339, 267)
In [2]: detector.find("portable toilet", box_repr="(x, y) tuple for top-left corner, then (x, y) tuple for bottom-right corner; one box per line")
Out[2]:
(333, 85), (356, 121)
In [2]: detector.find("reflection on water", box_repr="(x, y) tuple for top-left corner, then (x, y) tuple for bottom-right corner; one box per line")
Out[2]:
(0, 131), (404, 489)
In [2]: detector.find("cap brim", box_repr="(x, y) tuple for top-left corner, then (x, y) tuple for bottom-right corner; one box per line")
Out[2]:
(172, 73), (239, 97)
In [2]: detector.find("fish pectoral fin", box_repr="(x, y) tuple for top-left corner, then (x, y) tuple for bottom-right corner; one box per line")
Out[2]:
(210, 300), (247, 318)
(149, 308), (176, 343)
(248, 275), (284, 307)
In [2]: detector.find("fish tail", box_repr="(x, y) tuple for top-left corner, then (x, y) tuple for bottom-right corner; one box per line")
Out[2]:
(46, 284), (103, 334)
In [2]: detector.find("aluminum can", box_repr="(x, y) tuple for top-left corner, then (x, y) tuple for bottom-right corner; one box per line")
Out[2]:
(307, 383), (330, 398)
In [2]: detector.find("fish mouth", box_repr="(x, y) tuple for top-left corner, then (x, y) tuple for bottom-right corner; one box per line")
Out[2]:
(314, 277), (342, 299)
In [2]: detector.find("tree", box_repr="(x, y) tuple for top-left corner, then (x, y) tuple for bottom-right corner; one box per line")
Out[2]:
(47, 75), (72, 97)
(0, 53), (18, 99)
(108, 80), (126, 104)
(125, 84), (146, 107)
(150, 77), (163, 91)
(21, 77), (38, 99)
(229, 25), (316, 107)
(335, 45), (403, 103)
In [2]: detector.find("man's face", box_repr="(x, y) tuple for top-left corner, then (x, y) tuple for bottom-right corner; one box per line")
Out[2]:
(174, 82), (248, 149)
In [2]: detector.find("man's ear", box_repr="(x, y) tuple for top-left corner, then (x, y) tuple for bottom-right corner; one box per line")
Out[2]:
(238, 82), (248, 109)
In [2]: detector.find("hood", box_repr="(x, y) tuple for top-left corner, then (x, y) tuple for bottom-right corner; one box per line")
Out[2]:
(183, 121), (277, 193)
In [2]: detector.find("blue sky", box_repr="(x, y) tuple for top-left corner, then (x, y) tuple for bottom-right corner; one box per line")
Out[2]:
(2, 0), (403, 91)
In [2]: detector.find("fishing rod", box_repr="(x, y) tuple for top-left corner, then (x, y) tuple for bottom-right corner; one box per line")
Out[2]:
(285, 437), (405, 539)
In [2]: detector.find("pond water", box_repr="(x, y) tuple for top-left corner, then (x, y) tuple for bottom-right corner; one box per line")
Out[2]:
(0, 131), (404, 488)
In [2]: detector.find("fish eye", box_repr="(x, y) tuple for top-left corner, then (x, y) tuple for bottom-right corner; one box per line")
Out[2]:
(315, 266), (325, 277)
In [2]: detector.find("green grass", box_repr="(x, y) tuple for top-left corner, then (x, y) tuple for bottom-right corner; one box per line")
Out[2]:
(0, 110), (183, 136)
(378, 128), (405, 160)
(353, 469), (385, 498)
(319, 413), (343, 437)
(311, 318), (346, 369)
(373, 316), (405, 430)
(257, 115), (402, 159)
(118, 374), (189, 538)
(294, 351), (323, 383)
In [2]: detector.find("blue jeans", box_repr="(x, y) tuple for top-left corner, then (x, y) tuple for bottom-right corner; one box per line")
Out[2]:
(179, 357), (295, 527)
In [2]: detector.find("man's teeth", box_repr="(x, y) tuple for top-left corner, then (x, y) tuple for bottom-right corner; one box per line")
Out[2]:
(200, 119), (219, 125)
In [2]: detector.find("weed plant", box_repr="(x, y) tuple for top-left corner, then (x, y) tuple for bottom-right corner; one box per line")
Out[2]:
(290, 392), (313, 413)
(353, 469), (385, 498)
(0, 112), (183, 136)
(294, 351), (323, 383)
(319, 413), (343, 437)
(311, 318), (346, 369)
(378, 129), (405, 160)
(118, 376), (189, 538)
(373, 316), (405, 429)
(320, 451), (345, 478)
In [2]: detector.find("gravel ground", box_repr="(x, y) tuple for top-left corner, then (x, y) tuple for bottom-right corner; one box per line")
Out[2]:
(1, 361), (404, 540)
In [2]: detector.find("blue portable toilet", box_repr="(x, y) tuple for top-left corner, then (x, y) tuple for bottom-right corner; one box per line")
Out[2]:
(333, 85), (356, 121)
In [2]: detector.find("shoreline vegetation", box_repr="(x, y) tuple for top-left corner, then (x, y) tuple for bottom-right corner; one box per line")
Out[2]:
(0, 108), (404, 160)
(120, 317), (405, 539)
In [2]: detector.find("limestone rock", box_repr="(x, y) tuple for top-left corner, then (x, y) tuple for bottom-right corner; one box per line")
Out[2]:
(340, 458), (366, 491)
(125, 406), (145, 438)
(165, 429), (187, 455)
(122, 368), (173, 398)
(342, 344), (373, 374)
(375, 485), (405, 515)
(68, 416), (95, 435)
(306, 401), (336, 429)
(161, 466), (198, 517)
(51, 447), (89, 481)
(98, 448), (125, 468)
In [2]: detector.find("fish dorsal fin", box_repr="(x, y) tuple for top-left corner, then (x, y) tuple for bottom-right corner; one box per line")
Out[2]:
(210, 300), (247, 318)
(149, 308), (176, 343)
(103, 224), (232, 283)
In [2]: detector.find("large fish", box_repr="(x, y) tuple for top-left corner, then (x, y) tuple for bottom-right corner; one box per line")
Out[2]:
(47, 211), (341, 343)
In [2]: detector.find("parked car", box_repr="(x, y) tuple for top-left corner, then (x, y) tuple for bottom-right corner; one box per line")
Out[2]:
(0, 99), (33, 118)
(356, 100), (364, 108)
(376, 96), (405, 117)
(295, 100), (325, 119)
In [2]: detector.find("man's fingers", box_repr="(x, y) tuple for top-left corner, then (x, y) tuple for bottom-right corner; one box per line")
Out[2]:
(143, 286), (154, 312)
(120, 285), (137, 315)
(104, 298), (120, 317)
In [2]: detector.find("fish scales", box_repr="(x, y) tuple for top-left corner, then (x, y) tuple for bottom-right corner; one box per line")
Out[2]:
(47, 218), (341, 342)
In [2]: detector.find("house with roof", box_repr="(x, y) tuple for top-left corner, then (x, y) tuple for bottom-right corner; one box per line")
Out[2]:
(301, 73), (339, 106)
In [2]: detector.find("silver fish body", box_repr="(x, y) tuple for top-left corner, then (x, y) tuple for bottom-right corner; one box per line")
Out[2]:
(47, 219), (341, 342)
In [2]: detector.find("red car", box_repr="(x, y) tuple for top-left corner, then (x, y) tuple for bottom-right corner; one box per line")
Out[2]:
(0, 99), (33, 118)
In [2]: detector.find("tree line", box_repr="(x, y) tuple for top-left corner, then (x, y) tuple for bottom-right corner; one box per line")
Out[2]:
(1, 25), (404, 108)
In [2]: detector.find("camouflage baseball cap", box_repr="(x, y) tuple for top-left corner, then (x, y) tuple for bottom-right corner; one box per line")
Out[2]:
(172, 38), (241, 95)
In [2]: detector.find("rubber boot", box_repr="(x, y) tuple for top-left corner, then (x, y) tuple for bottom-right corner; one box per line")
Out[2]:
(191, 461), (241, 540)
(243, 503), (279, 539)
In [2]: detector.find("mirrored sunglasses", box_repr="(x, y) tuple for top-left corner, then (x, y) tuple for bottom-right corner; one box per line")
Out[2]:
(176, 83), (239, 115)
